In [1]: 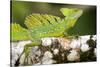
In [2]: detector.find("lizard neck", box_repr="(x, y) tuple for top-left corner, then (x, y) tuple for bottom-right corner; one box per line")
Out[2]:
(63, 16), (78, 30)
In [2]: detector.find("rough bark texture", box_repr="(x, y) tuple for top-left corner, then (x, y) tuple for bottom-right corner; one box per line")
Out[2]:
(11, 35), (96, 66)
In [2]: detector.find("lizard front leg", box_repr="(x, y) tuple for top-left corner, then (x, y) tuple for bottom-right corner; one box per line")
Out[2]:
(23, 40), (41, 58)
(15, 40), (41, 66)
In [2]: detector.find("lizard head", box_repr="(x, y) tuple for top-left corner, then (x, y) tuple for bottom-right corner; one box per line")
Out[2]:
(60, 8), (83, 30)
(60, 8), (83, 19)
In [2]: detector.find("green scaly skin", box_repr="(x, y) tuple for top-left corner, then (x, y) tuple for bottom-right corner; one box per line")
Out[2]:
(11, 8), (83, 59)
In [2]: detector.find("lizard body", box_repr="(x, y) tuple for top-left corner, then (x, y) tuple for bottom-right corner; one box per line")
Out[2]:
(11, 8), (83, 58)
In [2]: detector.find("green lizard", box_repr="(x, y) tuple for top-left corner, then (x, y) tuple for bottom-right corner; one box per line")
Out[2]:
(11, 8), (83, 58)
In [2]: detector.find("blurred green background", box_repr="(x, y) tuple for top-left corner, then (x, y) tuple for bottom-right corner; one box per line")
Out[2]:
(11, 1), (96, 35)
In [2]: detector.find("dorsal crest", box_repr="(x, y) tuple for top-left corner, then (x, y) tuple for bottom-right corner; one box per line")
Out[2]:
(11, 23), (30, 41)
(24, 14), (62, 29)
